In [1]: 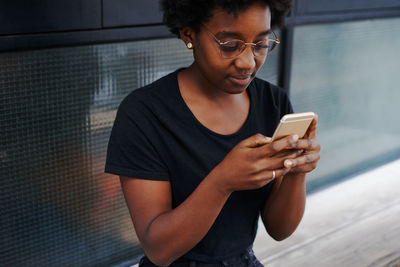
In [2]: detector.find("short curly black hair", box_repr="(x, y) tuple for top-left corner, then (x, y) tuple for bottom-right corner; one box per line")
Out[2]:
(160, 0), (293, 37)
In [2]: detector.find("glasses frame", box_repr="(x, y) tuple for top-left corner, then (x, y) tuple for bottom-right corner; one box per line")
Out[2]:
(202, 26), (280, 59)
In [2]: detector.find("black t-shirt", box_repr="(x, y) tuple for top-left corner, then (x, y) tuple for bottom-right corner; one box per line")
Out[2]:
(105, 69), (293, 262)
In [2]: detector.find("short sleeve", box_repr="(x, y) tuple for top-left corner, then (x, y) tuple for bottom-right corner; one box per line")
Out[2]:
(104, 98), (170, 181)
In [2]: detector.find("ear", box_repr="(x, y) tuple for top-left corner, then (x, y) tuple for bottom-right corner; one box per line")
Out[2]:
(179, 27), (196, 49)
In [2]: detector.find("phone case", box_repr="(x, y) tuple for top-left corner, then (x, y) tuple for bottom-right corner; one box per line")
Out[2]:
(271, 112), (315, 141)
(271, 112), (315, 158)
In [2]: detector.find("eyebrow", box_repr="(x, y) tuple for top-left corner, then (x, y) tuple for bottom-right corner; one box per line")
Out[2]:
(216, 29), (272, 39)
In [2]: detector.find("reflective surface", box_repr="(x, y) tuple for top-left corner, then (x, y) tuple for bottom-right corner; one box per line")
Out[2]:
(290, 18), (400, 190)
(0, 37), (279, 266)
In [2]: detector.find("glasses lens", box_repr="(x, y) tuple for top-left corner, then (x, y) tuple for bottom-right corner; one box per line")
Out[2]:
(253, 40), (271, 57)
(268, 32), (279, 52)
(219, 40), (245, 58)
(217, 33), (279, 58)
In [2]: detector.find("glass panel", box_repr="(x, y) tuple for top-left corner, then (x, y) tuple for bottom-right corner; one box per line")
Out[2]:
(290, 18), (400, 191)
(0, 38), (191, 266)
(0, 35), (280, 266)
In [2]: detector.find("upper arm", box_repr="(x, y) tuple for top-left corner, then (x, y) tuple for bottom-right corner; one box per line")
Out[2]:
(120, 176), (172, 243)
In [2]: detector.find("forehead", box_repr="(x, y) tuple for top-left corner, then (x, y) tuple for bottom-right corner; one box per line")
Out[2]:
(205, 3), (272, 33)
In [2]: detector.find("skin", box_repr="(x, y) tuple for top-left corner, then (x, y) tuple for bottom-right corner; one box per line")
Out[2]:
(120, 3), (321, 266)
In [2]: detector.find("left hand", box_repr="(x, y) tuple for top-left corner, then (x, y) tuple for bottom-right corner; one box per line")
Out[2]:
(282, 114), (321, 174)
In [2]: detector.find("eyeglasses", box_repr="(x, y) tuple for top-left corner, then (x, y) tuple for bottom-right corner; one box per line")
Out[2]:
(203, 27), (280, 59)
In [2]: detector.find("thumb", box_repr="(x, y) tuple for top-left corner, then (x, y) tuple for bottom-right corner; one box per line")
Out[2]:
(305, 113), (318, 139)
(241, 133), (272, 148)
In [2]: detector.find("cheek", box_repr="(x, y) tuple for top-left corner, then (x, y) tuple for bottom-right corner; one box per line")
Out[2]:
(194, 48), (229, 74)
(193, 39), (220, 63)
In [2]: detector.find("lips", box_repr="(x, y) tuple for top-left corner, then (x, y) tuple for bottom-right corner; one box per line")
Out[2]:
(228, 74), (253, 86)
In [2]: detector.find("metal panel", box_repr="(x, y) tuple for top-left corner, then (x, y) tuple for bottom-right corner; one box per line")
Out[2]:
(0, 25), (172, 52)
(1, 0), (400, 52)
(288, 9), (400, 25)
(0, 0), (101, 35)
(296, 0), (400, 15)
(103, 0), (163, 27)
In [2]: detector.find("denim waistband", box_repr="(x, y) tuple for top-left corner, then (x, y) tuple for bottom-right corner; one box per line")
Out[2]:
(139, 247), (264, 267)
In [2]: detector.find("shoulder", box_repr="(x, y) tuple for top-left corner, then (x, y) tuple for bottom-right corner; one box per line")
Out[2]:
(120, 70), (178, 112)
(115, 70), (183, 127)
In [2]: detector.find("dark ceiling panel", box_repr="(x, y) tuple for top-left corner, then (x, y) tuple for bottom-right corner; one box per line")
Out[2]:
(103, 0), (163, 27)
(0, 0), (101, 35)
(0, 26), (172, 52)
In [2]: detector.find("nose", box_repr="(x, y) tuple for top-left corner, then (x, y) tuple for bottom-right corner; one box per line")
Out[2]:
(234, 45), (256, 70)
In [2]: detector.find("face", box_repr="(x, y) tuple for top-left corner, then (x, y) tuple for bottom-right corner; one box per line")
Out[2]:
(184, 3), (272, 94)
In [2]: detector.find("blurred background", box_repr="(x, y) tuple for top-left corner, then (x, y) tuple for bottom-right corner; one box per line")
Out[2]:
(1, 0), (400, 266)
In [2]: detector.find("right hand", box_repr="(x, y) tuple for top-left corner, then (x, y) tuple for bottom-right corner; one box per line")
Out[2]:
(209, 133), (301, 194)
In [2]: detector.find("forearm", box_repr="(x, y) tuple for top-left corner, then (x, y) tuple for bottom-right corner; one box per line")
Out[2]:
(262, 172), (306, 241)
(142, 173), (230, 265)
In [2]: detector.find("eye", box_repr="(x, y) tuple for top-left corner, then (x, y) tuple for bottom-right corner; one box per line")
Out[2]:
(254, 40), (270, 51)
(219, 41), (241, 52)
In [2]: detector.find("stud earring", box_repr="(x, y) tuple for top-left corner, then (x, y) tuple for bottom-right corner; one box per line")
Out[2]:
(186, 42), (193, 49)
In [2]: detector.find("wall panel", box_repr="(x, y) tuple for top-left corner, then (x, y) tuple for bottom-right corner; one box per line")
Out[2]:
(289, 17), (400, 190)
(103, 0), (163, 27)
(296, 0), (400, 14)
(0, 0), (101, 35)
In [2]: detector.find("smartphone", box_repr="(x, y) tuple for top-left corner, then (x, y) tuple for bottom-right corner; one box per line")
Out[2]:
(271, 112), (315, 157)
(272, 112), (315, 141)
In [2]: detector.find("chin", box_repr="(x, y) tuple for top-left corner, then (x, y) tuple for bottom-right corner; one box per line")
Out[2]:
(224, 79), (252, 94)
(224, 85), (248, 94)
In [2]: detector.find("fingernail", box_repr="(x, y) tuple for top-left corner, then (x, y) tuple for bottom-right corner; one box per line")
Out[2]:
(284, 160), (293, 168)
(265, 137), (272, 142)
(291, 135), (299, 142)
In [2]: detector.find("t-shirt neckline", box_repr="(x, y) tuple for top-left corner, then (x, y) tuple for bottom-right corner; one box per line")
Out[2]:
(172, 68), (254, 139)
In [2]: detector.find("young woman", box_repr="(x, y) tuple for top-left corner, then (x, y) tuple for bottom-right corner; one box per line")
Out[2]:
(105, 0), (320, 266)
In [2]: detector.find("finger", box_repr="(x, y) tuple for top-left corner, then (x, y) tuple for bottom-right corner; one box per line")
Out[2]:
(270, 149), (304, 159)
(271, 168), (290, 180)
(283, 152), (320, 168)
(305, 114), (318, 139)
(289, 162), (318, 174)
(288, 138), (320, 151)
(277, 150), (302, 159)
(258, 135), (299, 157)
(254, 155), (296, 172)
(241, 133), (272, 148)
(256, 167), (290, 185)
